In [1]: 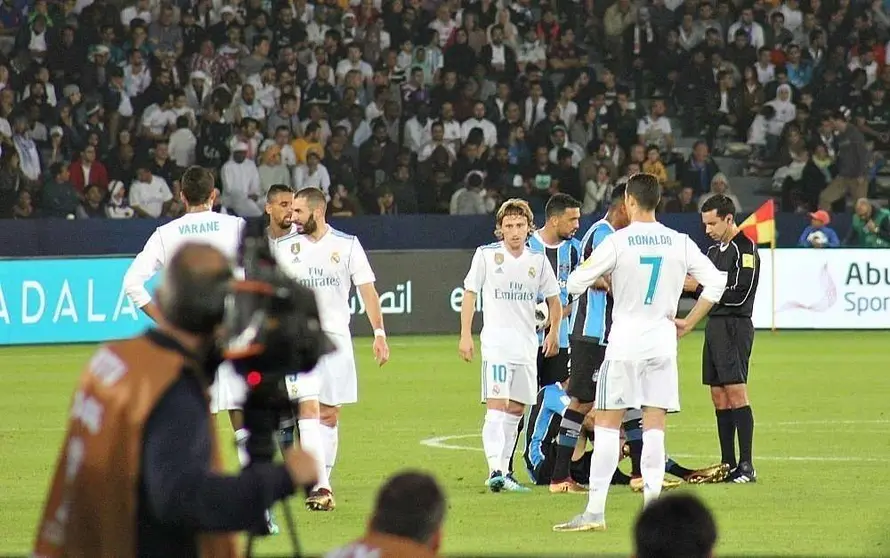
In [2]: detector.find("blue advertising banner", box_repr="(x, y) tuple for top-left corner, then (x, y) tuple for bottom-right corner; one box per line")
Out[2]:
(0, 258), (157, 345)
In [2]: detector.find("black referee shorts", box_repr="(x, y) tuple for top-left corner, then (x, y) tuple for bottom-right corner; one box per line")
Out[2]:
(565, 338), (606, 403)
(703, 316), (754, 386)
(537, 347), (570, 387)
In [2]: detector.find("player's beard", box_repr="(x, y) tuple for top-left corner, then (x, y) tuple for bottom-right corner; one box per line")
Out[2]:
(299, 213), (317, 235)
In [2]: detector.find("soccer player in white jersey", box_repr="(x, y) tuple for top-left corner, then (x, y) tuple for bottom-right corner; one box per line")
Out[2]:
(460, 198), (563, 493)
(271, 187), (390, 508)
(553, 174), (727, 532)
(122, 166), (249, 429)
(265, 183), (335, 511)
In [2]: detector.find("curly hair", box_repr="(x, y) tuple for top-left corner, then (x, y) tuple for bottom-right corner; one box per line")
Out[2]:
(494, 198), (535, 240)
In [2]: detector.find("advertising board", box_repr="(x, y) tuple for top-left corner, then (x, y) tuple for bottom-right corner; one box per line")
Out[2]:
(752, 248), (890, 329)
(0, 251), (480, 345)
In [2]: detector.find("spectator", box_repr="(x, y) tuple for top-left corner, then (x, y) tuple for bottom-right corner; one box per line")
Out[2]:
(11, 189), (35, 219)
(68, 145), (109, 195)
(258, 145), (291, 196)
(41, 162), (79, 218)
(677, 141), (720, 196)
(168, 116), (197, 168)
(129, 164), (172, 218)
(294, 151), (332, 198)
(328, 184), (361, 218)
(820, 111), (872, 211)
(846, 198), (890, 247)
(581, 164), (613, 214)
(105, 180), (135, 219)
(665, 185), (699, 213)
(221, 142), (263, 217)
(798, 209), (840, 247)
(699, 173), (742, 212)
(76, 184), (107, 219)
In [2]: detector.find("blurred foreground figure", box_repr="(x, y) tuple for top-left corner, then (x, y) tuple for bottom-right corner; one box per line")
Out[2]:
(633, 493), (717, 558)
(325, 471), (446, 558)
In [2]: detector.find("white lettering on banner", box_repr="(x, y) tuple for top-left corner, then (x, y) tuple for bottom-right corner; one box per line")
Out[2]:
(112, 285), (139, 321)
(87, 280), (107, 322)
(449, 287), (483, 313)
(53, 281), (78, 323)
(350, 281), (413, 315)
(11, 280), (140, 326)
(0, 286), (8, 324)
(22, 280), (45, 324)
(752, 249), (890, 329)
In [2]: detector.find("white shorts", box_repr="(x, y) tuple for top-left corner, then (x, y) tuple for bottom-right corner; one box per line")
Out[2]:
(594, 357), (680, 413)
(209, 361), (248, 414)
(316, 332), (358, 407)
(285, 370), (320, 402)
(480, 356), (536, 406)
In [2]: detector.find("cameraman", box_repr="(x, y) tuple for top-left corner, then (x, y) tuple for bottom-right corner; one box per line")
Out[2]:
(33, 243), (318, 558)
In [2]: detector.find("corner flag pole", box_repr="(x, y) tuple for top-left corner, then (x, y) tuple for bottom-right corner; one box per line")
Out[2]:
(770, 233), (776, 333)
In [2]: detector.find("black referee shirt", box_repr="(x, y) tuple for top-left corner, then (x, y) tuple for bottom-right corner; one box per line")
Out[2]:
(700, 231), (760, 318)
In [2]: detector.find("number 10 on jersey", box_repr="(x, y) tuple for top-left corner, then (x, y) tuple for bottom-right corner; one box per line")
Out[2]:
(639, 256), (663, 306)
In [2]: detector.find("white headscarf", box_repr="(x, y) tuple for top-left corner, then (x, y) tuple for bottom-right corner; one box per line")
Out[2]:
(768, 84), (796, 124)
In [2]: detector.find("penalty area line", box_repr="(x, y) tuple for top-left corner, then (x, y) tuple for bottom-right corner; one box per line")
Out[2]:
(420, 433), (887, 463)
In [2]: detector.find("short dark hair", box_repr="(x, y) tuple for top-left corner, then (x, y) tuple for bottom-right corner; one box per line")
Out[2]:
(295, 187), (327, 209)
(610, 183), (627, 203)
(634, 494), (717, 558)
(700, 194), (736, 217)
(545, 193), (581, 219)
(180, 166), (216, 205)
(369, 471), (446, 545)
(266, 183), (293, 202)
(626, 173), (661, 211)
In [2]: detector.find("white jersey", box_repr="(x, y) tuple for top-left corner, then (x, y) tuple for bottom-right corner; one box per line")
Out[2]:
(463, 241), (560, 365)
(123, 211), (246, 307)
(272, 226), (375, 336)
(566, 221), (725, 360)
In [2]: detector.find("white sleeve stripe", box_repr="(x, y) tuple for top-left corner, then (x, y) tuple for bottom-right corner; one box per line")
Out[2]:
(722, 240), (755, 307)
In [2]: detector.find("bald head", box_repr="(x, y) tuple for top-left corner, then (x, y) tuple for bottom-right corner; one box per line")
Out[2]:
(158, 243), (233, 334)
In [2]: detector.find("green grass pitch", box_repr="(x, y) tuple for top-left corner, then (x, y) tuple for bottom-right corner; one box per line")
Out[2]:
(2, 331), (889, 556)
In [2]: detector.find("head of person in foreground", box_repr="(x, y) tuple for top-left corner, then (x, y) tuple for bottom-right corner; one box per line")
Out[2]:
(633, 493), (717, 558)
(368, 471), (447, 554)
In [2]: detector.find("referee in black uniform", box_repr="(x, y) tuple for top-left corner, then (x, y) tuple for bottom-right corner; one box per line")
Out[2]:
(685, 194), (760, 484)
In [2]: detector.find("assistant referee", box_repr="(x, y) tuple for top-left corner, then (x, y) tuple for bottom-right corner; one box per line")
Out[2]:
(685, 194), (760, 484)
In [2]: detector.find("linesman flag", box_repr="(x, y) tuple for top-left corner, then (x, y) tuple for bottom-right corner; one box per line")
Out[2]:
(739, 199), (776, 246)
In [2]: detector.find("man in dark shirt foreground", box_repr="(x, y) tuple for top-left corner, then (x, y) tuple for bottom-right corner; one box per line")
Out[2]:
(34, 243), (318, 558)
(685, 194), (760, 484)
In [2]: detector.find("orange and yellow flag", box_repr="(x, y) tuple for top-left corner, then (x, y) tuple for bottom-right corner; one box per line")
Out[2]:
(738, 199), (776, 246)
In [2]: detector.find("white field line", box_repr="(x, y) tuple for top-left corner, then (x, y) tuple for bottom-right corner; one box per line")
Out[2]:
(420, 432), (890, 463)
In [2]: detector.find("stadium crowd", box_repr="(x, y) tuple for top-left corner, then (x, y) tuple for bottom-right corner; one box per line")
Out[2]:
(0, 0), (888, 233)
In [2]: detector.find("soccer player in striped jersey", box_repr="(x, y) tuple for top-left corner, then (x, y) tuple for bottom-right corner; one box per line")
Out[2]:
(527, 194), (583, 388)
(523, 383), (726, 487)
(547, 185), (630, 494)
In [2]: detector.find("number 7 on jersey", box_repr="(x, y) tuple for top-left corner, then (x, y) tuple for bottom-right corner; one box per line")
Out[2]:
(639, 256), (663, 305)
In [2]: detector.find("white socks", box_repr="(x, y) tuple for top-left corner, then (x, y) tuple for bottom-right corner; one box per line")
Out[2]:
(585, 426), (620, 517)
(641, 429), (666, 506)
(298, 418), (331, 491)
(501, 413), (522, 474)
(319, 423), (339, 480)
(234, 428), (251, 468)
(482, 409), (506, 473)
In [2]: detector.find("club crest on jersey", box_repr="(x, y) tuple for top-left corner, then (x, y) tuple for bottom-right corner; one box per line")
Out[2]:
(291, 243), (300, 255)
(494, 253), (504, 265)
(331, 251), (340, 264)
(528, 267), (536, 278)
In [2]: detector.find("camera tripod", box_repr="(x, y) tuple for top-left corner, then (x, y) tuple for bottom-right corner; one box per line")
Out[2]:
(242, 379), (305, 558)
